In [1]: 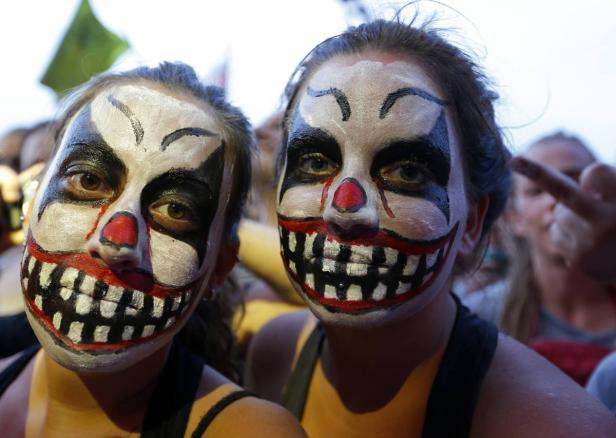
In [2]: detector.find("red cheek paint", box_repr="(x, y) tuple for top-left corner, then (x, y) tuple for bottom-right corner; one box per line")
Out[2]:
(85, 204), (110, 240)
(375, 180), (395, 218)
(320, 178), (334, 212)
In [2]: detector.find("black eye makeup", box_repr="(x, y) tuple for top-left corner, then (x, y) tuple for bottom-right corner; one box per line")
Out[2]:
(279, 111), (343, 201)
(370, 111), (451, 220)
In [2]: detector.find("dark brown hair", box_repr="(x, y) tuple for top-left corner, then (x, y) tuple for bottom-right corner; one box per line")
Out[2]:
(52, 62), (254, 379)
(280, 18), (511, 240)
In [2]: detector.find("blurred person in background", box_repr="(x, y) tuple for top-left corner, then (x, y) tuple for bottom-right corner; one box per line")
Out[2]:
(0, 120), (55, 358)
(474, 132), (616, 385)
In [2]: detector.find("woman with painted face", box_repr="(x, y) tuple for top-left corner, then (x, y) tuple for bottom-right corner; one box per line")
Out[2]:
(246, 19), (616, 437)
(0, 63), (305, 437)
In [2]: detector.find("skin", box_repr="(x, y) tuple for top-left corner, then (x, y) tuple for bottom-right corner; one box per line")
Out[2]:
(0, 82), (306, 437)
(247, 52), (616, 436)
(509, 141), (616, 333)
(511, 154), (616, 285)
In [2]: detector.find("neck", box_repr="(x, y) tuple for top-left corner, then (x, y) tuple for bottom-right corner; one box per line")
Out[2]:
(321, 288), (455, 412)
(533, 252), (615, 331)
(34, 344), (170, 431)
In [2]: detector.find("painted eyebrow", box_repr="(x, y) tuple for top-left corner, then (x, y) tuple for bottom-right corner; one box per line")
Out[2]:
(107, 95), (144, 145)
(306, 86), (351, 121)
(379, 87), (449, 119)
(160, 127), (217, 151)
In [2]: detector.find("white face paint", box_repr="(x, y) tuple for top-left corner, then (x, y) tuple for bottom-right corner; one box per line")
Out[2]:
(23, 83), (232, 371)
(277, 54), (470, 327)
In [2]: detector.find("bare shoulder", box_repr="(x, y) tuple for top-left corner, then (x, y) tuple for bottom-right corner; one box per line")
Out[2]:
(245, 309), (313, 401)
(202, 396), (306, 437)
(472, 334), (616, 438)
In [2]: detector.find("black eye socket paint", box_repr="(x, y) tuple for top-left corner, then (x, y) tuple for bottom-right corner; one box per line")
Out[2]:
(141, 142), (225, 263)
(371, 110), (451, 220)
(279, 110), (342, 202)
(37, 104), (127, 220)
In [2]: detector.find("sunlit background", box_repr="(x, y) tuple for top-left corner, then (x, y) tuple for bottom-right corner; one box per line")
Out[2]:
(1, 0), (614, 160)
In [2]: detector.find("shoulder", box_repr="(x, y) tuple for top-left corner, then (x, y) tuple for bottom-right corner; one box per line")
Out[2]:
(245, 309), (313, 402)
(186, 364), (305, 437)
(199, 395), (306, 437)
(471, 334), (616, 438)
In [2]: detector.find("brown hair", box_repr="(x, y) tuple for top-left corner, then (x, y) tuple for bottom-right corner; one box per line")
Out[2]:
(51, 62), (254, 379)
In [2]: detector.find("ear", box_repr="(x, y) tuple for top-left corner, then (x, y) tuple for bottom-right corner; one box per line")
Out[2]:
(458, 195), (489, 258)
(210, 238), (240, 290)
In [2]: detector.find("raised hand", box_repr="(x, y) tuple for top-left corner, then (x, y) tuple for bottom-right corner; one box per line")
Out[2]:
(511, 156), (616, 284)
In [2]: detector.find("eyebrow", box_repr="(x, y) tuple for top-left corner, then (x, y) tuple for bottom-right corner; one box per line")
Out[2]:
(160, 127), (217, 151)
(306, 86), (351, 121)
(107, 95), (144, 145)
(379, 87), (449, 119)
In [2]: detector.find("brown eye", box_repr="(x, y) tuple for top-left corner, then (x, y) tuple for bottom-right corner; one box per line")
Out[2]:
(379, 161), (427, 190)
(80, 173), (102, 191)
(149, 200), (198, 234)
(64, 167), (113, 200)
(298, 153), (339, 177)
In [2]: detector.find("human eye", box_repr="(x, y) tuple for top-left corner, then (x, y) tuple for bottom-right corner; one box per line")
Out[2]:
(297, 152), (339, 178)
(378, 160), (429, 192)
(149, 196), (200, 234)
(63, 164), (113, 200)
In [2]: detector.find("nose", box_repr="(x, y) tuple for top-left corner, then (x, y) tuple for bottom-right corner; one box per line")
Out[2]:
(87, 211), (142, 269)
(332, 177), (367, 213)
(324, 177), (378, 239)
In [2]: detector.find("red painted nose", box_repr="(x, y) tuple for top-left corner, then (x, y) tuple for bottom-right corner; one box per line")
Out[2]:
(101, 212), (138, 248)
(332, 178), (367, 213)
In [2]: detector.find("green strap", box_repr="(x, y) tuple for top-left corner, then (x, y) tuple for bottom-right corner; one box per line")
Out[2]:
(281, 323), (325, 420)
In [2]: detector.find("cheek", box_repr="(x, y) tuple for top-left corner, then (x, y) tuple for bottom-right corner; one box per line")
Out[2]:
(149, 229), (201, 287)
(380, 193), (449, 239)
(31, 202), (101, 251)
(277, 183), (325, 218)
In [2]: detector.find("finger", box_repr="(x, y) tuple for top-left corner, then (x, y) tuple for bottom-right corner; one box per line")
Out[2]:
(510, 156), (600, 217)
(580, 162), (616, 202)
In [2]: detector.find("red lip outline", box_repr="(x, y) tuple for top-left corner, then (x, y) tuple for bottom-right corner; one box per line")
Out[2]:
(26, 234), (194, 299)
(278, 217), (458, 312)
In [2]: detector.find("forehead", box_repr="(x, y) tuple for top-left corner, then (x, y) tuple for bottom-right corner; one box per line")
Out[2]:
(526, 141), (595, 172)
(61, 84), (223, 170)
(295, 56), (448, 149)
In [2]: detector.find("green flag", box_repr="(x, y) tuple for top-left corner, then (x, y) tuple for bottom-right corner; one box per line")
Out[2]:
(41, 0), (129, 98)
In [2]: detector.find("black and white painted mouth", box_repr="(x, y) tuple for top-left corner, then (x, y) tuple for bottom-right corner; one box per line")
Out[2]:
(21, 248), (192, 352)
(278, 216), (458, 313)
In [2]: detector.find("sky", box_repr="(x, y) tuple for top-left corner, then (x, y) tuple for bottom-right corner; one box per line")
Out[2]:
(0, 0), (614, 161)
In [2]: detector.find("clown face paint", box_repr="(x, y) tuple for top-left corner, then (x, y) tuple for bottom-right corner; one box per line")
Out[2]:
(22, 84), (231, 370)
(278, 55), (469, 325)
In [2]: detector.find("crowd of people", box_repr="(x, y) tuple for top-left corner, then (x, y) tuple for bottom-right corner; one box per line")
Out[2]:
(0, 12), (614, 438)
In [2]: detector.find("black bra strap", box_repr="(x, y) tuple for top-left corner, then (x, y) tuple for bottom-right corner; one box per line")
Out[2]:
(281, 323), (325, 420)
(0, 345), (39, 398)
(191, 390), (255, 437)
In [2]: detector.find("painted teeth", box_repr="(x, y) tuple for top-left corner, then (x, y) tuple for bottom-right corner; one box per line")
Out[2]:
(281, 228), (449, 306)
(426, 251), (439, 270)
(39, 263), (55, 289)
(23, 250), (194, 344)
(403, 255), (419, 276)
(372, 283), (387, 301)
